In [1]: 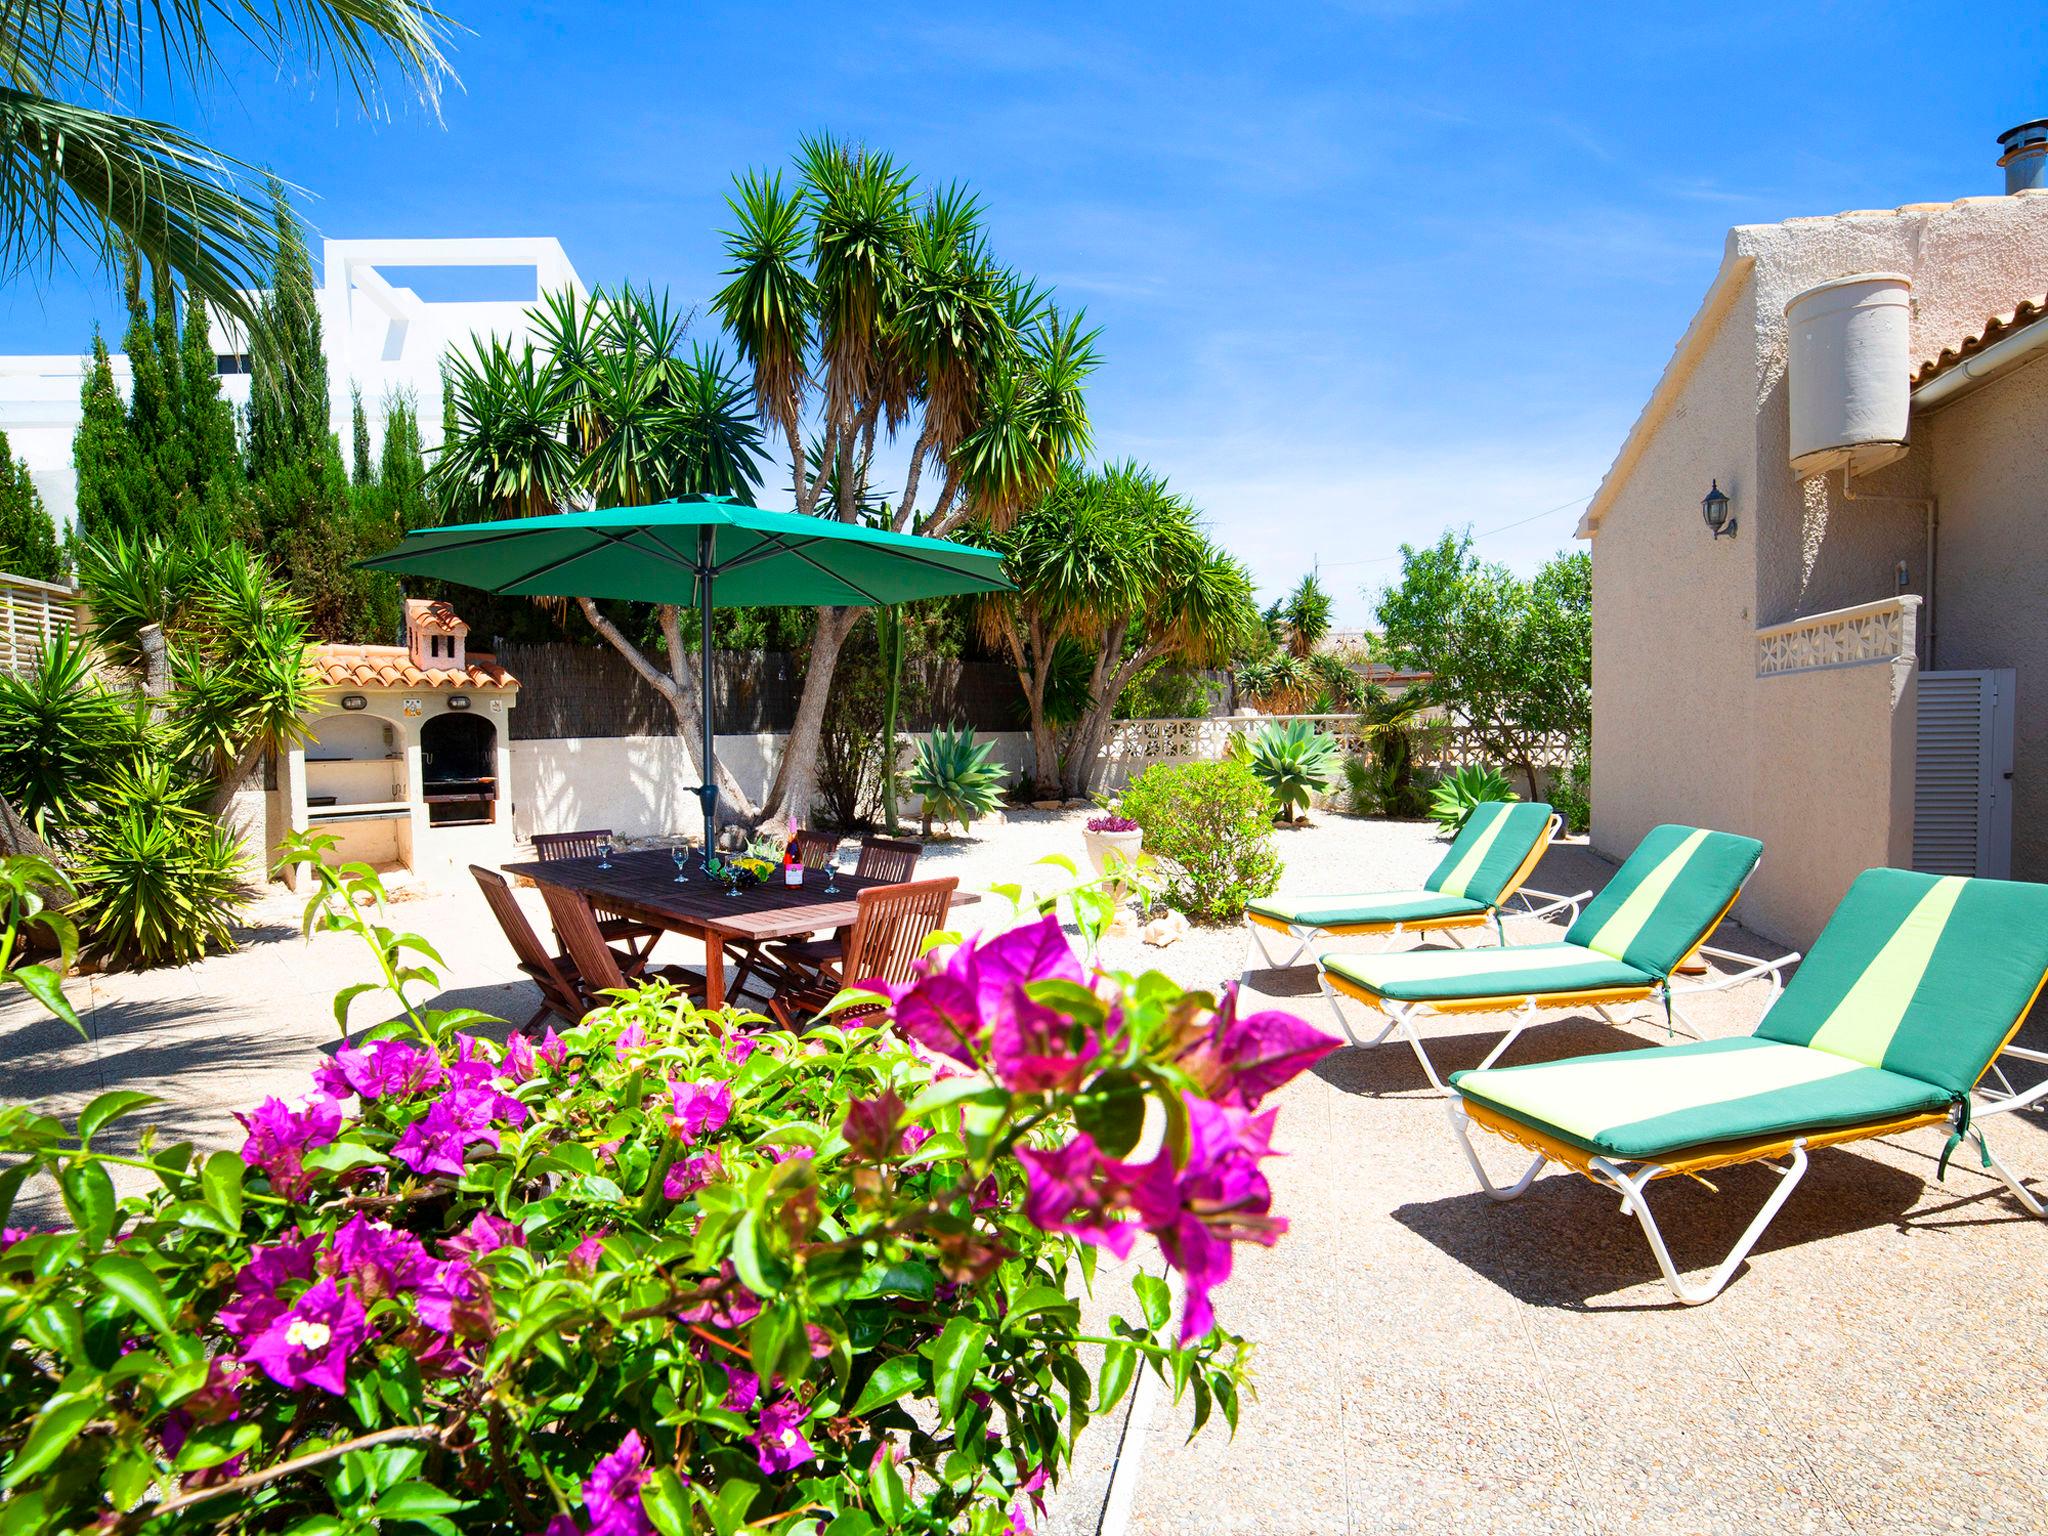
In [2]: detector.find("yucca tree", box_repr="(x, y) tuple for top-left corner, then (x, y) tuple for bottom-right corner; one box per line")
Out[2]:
(976, 462), (1259, 798)
(430, 285), (766, 816)
(713, 136), (1095, 821)
(0, 1), (451, 334)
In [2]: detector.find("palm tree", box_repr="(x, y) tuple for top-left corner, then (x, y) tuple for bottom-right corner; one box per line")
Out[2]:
(712, 138), (1095, 822)
(976, 462), (1258, 798)
(430, 286), (765, 817)
(1, 1), (451, 332)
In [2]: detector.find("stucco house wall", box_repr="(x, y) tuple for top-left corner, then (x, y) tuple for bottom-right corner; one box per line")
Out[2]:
(1921, 354), (2048, 881)
(1584, 189), (2048, 946)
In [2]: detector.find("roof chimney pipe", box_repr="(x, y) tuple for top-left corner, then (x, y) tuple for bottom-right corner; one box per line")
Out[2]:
(1997, 119), (2048, 193)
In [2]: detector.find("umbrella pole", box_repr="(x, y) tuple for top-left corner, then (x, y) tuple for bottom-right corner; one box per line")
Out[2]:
(696, 528), (719, 860)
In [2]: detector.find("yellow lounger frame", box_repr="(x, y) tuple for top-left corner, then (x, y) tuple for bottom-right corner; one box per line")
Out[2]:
(1242, 814), (1587, 974)
(1446, 1001), (2048, 1304)
(1316, 867), (1801, 1092)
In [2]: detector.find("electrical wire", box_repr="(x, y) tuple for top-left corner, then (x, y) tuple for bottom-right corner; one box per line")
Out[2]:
(1317, 491), (1594, 570)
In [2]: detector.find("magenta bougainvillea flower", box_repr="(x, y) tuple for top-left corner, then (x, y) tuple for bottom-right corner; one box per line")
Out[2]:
(676, 1263), (762, 1332)
(234, 1097), (343, 1200)
(443, 1210), (525, 1258)
(879, 913), (1095, 1079)
(314, 1039), (449, 1102)
(413, 1257), (489, 1335)
(242, 1276), (371, 1395)
(446, 1033), (502, 1090)
(752, 1392), (815, 1476)
(219, 1234), (321, 1339)
(392, 1086), (528, 1177)
(579, 1430), (655, 1536)
(1015, 1135), (1150, 1258)
(326, 1215), (433, 1300)
(159, 1358), (249, 1486)
(537, 1028), (567, 1067)
(568, 1230), (608, 1275)
(612, 1021), (650, 1060)
(666, 1079), (732, 1143)
(662, 1150), (723, 1199)
(724, 1035), (758, 1066)
(987, 990), (1113, 1095)
(498, 1032), (539, 1083)
(1181, 982), (1341, 1109)
(1019, 1093), (1287, 1342)
(1129, 1096), (1286, 1342)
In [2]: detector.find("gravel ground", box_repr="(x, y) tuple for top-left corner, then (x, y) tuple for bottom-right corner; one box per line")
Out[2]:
(5, 808), (2047, 1535)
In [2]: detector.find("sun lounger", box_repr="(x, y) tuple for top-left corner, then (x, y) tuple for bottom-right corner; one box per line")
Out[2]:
(1244, 802), (1584, 972)
(1319, 825), (1793, 1090)
(1445, 867), (2048, 1302)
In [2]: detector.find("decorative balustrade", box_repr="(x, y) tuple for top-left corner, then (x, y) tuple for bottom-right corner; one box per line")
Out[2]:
(1755, 595), (1920, 679)
(0, 573), (78, 677)
(1095, 712), (1570, 790)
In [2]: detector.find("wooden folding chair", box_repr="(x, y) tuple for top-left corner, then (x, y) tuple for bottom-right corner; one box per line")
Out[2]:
(767, 877), (957, 1030)
(538, 884), (705, 1017)
(769, 836), (927, 983)
(471, 866), (589, 1032)
(532, 829), (662, 959)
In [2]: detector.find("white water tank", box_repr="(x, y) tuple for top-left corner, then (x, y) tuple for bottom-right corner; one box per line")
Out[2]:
(1784, 273), (1912, 477)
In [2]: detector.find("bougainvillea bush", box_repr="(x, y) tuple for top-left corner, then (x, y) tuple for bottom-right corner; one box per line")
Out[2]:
(0, 843), (1337, 1535)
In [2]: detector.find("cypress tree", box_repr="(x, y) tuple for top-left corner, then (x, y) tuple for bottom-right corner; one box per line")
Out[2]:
(378, 389), (431, 531)
(247, 180), (330, 482)
(350, 386), (374, 486)
(0, 432), (61, 581)
(73, 332), (150, 543)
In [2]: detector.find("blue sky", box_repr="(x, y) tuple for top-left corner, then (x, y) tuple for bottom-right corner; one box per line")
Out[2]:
(5, 1), (2043, 622)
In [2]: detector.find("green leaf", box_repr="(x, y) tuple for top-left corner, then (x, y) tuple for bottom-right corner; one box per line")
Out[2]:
(162, 1199), (236, 1235)
(849, 1354), (924, 1418)
(730, 1210), (774, 1296)
(701, 1476), (759, 1536)
(869, 1444), (907, 1525)
(0, 1161), (34, 1231)
(824, 1514), (878, 1536)
(1097, 1341), (1138, 1413)
(76, 1090), (157, 1145)
(1007, 1285), (1078, 1323)
(201, 1149), (244, 1228)
(536, 1142), (599, 1177)
(91, 1254), (174, 1332)
(59, 1160), (115, 1247)
(23, 1303), (83, 1363)
(8, 964), (82, 1037)
(902, 1078), (1004, 1122)
(641, 1470), (692, 1536)
(301, 1142), (391, 1173)
(1074, 1071), (1145, 1158)
(1132, 1273), (1171, 1335)
(926, 1317), (988, 1421)
(1, 1395), (95, 1488)
(373, 1482), (467, 1519)
(332, 982), (378, 1032)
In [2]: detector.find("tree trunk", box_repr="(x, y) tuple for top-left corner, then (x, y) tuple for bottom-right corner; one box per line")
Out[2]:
(576, 598), (757, 831)
(1520, 756), (1541, 802)
(1066, 632), (1167, 800)
(759, 607), (855, 824)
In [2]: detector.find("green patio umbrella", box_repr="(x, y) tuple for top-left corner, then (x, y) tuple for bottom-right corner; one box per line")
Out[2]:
(358, 495), (1011, 840)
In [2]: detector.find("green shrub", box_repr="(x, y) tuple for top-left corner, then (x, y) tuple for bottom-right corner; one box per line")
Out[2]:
(1341, 750), (1429, 820)
(0, 840), (1334, 1536)
(1231, 719), (1344, 822)
(907, 725), (1004, 834)
(1119, 758), (1282, 922)
(1553, 734), (1591, 834)
(1428, 762), (1518, 834)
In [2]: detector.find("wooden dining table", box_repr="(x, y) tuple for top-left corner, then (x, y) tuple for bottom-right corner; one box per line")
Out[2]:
(500, 848), (977, 1008)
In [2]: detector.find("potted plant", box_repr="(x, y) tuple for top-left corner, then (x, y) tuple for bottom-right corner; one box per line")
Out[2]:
(1083, 810), (1144, 878)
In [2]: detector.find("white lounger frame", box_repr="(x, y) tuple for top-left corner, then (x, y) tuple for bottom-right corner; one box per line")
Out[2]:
(1446, 1044), (2048, 1304)
(1316, 941), (1801, 1093)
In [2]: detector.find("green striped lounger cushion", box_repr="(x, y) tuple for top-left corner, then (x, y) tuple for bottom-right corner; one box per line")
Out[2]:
(1423, 800), (1556, 906)
(1451, 1037), (1952, 1161)
(1560, 824), (1763, 978)
(1247, 890), (1489, 928)
(1324, 942), (1657, 1003)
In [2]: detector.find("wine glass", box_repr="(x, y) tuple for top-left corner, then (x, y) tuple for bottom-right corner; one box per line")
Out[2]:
(824, 849), (843, 895)
(670, 840), (690, 883)
(597, 835), (614, 870)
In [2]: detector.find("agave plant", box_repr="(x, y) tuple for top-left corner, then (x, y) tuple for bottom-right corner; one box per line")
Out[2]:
(1232, 719), (1344, 823)
(1428, 763), (1520, 835)
(907, 726), (1005, 837)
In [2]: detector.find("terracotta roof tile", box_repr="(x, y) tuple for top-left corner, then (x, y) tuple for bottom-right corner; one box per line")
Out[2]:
(402, 597), (469, 635)
(311, 643), (517, 691)
(1913, 294), (2048, 386)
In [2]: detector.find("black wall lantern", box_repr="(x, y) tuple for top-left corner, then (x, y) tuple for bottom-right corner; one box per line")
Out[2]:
(1701, 479), (1735, 539)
